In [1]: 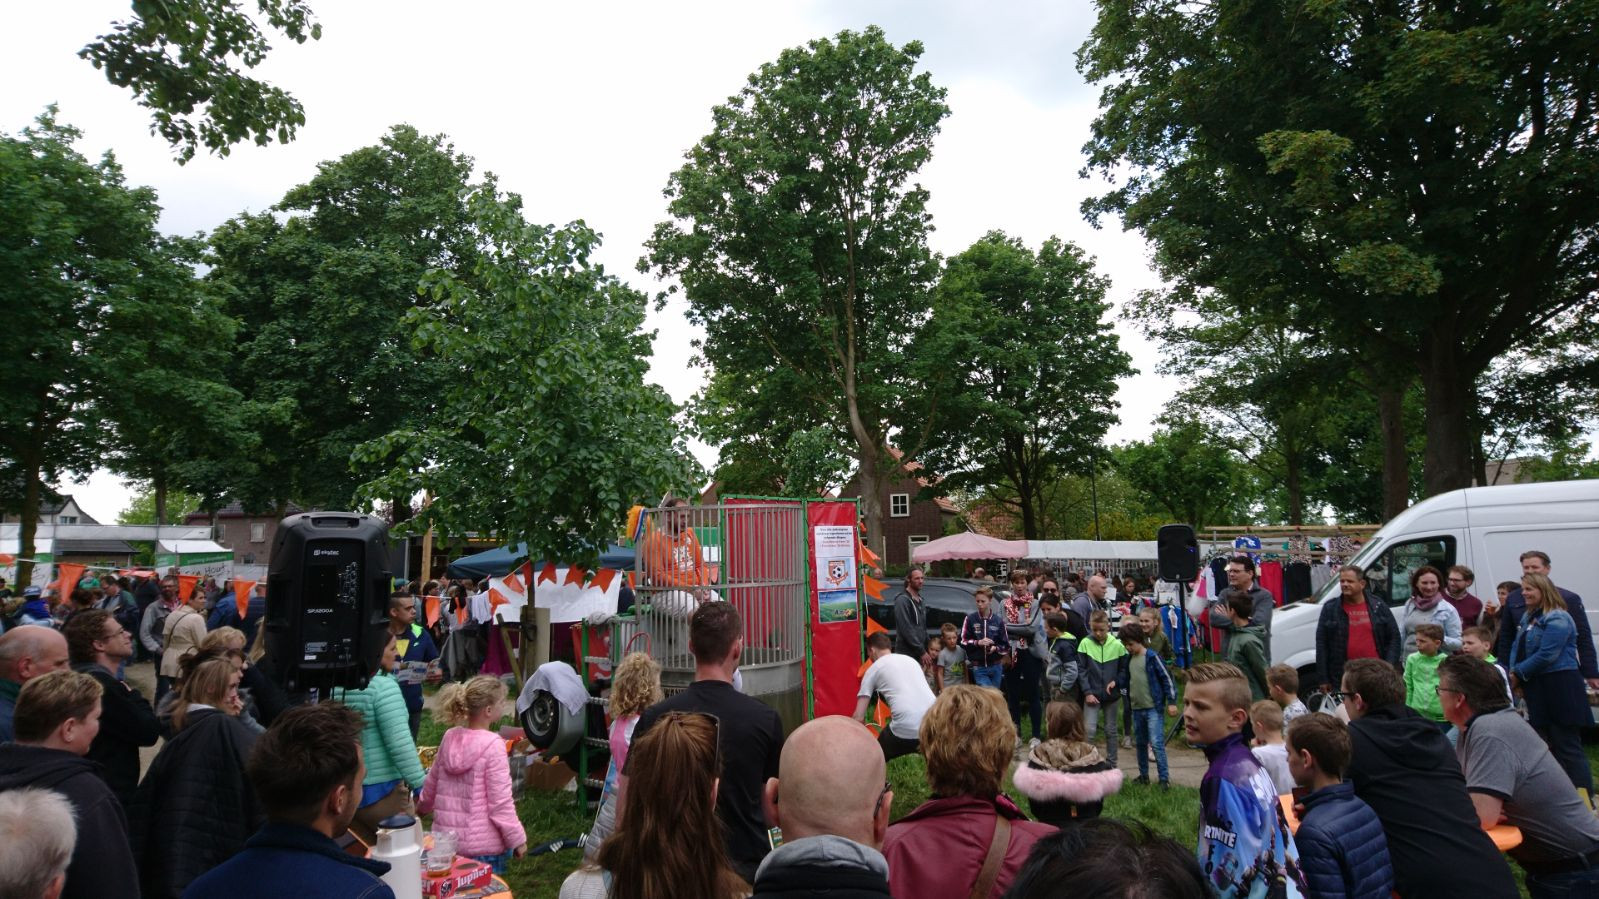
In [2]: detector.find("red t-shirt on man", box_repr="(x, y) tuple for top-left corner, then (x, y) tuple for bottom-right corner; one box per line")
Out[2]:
(1344, 601), (1378, 660)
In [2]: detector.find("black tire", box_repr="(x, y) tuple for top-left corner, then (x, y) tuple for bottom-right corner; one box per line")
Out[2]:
(522, 689), (583, 756)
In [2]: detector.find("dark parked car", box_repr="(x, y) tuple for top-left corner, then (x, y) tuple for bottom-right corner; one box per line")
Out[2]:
(867, 578), (1014, 646)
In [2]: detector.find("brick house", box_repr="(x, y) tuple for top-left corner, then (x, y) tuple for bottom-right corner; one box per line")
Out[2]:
(839, 449), (958, 570)
(184, 501), (304, 567)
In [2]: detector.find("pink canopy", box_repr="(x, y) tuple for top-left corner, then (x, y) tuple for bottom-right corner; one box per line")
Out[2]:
(911, 532), (1029, 562)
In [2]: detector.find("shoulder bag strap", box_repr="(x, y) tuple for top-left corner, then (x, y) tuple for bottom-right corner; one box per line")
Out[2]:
(969, 813), (1011, 899)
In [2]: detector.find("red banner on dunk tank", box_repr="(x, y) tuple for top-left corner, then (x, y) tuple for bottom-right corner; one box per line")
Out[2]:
(805, 499), (863, 719)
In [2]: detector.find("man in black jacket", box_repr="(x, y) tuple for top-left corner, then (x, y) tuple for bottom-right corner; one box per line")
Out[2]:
(0, 670), (139, 899)
(892, 568), (927, 658)
(1206, 555), (1277, 654)
(62, 610), (160, 808)
(1340, 658), (1517, 898)
(1493, 550), (1599, 686)
(754, 715), (892, 898)
(1315, 567), (1402, 692)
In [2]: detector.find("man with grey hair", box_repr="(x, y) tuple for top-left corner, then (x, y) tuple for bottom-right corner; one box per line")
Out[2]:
(0, 625), (71, 742)
(0, 787), (76, 899)
(755, 716), (892, 897)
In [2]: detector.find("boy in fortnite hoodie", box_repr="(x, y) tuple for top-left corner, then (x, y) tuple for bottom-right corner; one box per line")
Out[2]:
(1184, 661), (1307, 899)
(1077, 611), (1129, 765)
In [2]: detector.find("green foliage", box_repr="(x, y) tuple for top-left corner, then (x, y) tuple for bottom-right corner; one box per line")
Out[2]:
(1114, 424), (1255, 530)
(353, 186), (695, 569)
(208, 125), (478, 516)
(1079, 0), (1599, 495)
(120, 488), (203, 525)
(0, 109), (194, 584)
(645, 26), (950, 550)
(80, 0), (322, 163)
(910, 231), (1133, 537)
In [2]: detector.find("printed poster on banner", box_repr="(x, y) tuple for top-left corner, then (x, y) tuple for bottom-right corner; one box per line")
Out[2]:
(812, 525), (859, 623)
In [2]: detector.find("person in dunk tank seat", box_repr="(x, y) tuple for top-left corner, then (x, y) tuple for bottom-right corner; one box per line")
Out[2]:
(641, 496), (715, 618)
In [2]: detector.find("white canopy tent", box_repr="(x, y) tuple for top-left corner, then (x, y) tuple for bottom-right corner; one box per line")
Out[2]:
(1023, 540), (1159, 561)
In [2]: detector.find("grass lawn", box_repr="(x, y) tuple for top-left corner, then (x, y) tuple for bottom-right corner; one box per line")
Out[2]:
(415, 710), (1599, 899)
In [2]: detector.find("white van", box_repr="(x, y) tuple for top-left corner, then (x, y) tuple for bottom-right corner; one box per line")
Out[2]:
(1269, 479), (1599, 693)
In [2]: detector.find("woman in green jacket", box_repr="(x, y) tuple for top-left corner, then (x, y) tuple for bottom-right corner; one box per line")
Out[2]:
(333, 632), (426, 844)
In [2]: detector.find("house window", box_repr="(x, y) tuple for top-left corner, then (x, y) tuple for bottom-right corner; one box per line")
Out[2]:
(908, 535), (930, 559)
(250, 523), (266, 543)
(890, 494), (910, 517)
(59, 516), (77, 525)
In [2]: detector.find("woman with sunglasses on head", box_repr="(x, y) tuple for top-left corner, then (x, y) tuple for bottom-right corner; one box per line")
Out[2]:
(561, 711), (746, 899)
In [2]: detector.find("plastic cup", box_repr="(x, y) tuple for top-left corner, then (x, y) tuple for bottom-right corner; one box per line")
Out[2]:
(425, 830), (457, 877)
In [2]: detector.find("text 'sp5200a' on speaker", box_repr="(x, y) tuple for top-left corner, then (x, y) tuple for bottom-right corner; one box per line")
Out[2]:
(266, 512), (392, 693)
(1157, 523), (1200, 583)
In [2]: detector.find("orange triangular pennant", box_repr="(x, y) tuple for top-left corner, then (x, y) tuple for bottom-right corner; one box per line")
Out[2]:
(591, 569), (617, 593)
(234, 580), (257, 619)
(489, 587), (510, 610)
(863, 575), (886, 601)
(176, 574), (201, 603)
(425, 595), (441, 628)
(865, 616), (888, 636)
(504, 570), (525, 596)
(537, 562), (558, 584)
(627, 571), (636, 589)
(56, 563), (86, 596)
(563, 566), (588, 586)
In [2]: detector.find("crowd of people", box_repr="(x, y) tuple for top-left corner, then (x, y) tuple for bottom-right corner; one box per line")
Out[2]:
(1, 543), (1597, 898)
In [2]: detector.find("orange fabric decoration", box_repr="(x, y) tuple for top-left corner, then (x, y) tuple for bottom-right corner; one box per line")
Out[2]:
(0, 553), (15, 565)
(456, 603), (468, 625)
(591, 569), (617, 593)
(233, 579), (258, 619)
(627, 571), (636, 589)
(424, 595), (441, 628)
(863, 575), (886, 601)
(537, 562), (558, 584)
(489, 587), (509, 610)
(858, 541), (881, 567)
(176, 574), (201, 603)
(56, 564), (86, 597)
(864, 616), (888, 636)
(563, 566), (588, 587)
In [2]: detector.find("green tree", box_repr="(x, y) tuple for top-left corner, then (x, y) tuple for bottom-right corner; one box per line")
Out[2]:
(1114, 424), (1255, 531)
(0, 110), (194, 585)
(644, 26), (949, 559)
(1079, 0), (1599, 498)
(208, 125), (478, 517)
(353, 187), (695, 565)
(80, 0), (322, 162)
(120, 487), (203, 525)
(910, 232), (1133, 537)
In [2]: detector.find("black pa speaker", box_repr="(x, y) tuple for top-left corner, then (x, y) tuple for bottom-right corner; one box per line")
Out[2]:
(1157, 523), (1200, 582)
(265, 512), (393, 693)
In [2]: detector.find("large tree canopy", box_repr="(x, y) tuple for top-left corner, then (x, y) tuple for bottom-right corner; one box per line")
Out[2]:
(1079, 0), (1599, 497)
(910, 232), (1133, 538)
(80, 0), (322, 162)
(354, 187), (696, 565)
(645, 26), (949, 558)
(0, 110), (212, 584)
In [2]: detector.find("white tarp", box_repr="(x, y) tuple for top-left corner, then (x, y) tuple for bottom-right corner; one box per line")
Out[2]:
(0, 537), (54, 590)
(493, 567), (621, 625)
(1023, 540), (1160, 561)
(157, 540), (230, 555)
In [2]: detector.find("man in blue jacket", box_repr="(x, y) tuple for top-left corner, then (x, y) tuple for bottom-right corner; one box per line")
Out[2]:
(183, 704), (395, 899)
(1493, 551), (1598, 686)
(387, 592), (439, 740)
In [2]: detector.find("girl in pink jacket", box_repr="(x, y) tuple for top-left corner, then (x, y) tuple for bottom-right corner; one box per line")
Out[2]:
(418, 676), (527, 871)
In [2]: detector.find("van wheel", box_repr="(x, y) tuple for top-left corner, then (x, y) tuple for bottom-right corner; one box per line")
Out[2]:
(1296, 666), (1321, 705)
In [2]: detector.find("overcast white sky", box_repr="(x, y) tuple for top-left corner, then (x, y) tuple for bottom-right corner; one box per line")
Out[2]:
(5, 1), (1176, 523)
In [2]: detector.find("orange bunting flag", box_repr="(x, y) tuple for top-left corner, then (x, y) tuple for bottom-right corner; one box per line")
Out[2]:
(563, 566), (588, 587)
(591, 568), (617, 593)
(56, 563), (86, 597)
(489, 587), (510, 611)
(863, 575), (886, 602)
(176, 574), (201, 603)
(537, 562), (558, 585)
(627, 571), (636, 590)
(864, 616), (888, 636)
(857, 540), (880, 568)
(0, 553), (15, 566)
(424, 595), (441, 628)
(504, 570), (525, 596)
(456, 603), (468, 625)
(233, 580), (258, 619)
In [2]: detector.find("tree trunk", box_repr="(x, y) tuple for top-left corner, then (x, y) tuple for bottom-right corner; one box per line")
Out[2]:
(854, 442), (885, 565)
(1377, 382), (1409, 521)
(1420, 332), (1476, 497)
(154, 472), (167, 526)
(1016, 458), (1039, 540)
(1284, 450), (1304, 526)
(16, 463), (42, 589)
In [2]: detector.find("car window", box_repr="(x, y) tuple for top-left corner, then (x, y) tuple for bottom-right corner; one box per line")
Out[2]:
(1365, 537), (1455, 606)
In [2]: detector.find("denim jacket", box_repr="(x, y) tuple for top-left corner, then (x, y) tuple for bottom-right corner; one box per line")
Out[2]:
(1510, 608), (1580, 680)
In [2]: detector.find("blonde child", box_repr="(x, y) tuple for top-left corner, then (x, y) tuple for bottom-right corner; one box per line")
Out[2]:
(583, 652), (662, 862)
(934, 623), (967, 693)
(1267, 664), (1309, 727)
(1249, 700), (1294, 794)
(418, 675), (527, 872)
(1136, 607), (1171, 660)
